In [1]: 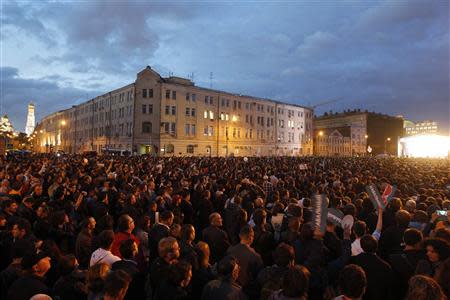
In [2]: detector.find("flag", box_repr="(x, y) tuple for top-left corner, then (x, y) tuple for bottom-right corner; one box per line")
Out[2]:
(366, 184), (385, 210)
(381, 184), (397, 206)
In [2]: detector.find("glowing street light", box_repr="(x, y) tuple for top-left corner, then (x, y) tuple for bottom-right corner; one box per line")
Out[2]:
(318, 131), (324, 137)
(60, 120), (66, 126)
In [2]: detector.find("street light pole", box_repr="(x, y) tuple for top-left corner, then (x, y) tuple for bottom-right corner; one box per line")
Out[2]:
(225, 126), (229, 157)
(384, 137), (391, 154)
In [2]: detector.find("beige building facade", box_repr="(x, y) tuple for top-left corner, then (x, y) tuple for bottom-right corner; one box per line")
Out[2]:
(33, 66), (313, 156)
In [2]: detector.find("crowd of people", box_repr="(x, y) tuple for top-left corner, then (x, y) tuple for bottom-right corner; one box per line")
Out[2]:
(0, 153), (449, 300)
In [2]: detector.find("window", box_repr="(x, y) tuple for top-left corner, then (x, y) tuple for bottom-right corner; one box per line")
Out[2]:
(205, 96), (209, 104)
(166, 144), (174, 154)
(209, 97), (213, 105)
(191, 108), (196, 117)
(192, 94), (196, 101)
(142, 89), (147, 98)
(170, 123), (176, 133)
(185, 124), (190, 135)
(204, 126), (208, 136)
(209, 111), (214, 120)
(245, 103), (249, 110)
(238, 101), (241, 109)
(233, 100), (237, 110)
(191, 124), (196, 135)
(208, 126), (214, 136)
(165, 106), (170, 115)
(149, 89), (153, 98)
(166, 90), (170, 99)
(204, 110), (208, 119)
(185, 108), (190, 116)
(221, 113), (225, 121)
(186, 93), (190, 101)
(233, 128), (236, 138)
(171, 106), (176, 115)
(226, 99), (230, 107)
(172, 91), (176, 100)
(142, 122), (152, 133)
(164, 123), (170, 133)
(142, 105), (147, 114)
(221, 99), (225, 107)
(148, 104), (153, 114)
(187, 145), (194, 154)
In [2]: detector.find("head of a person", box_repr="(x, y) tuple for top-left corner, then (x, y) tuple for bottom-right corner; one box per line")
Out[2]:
(181, 224), (196, 244)
(21, 252), (51, 277)
(87, 263), (111, 294)
(11, 218), (31, 239)
(338, 264), (367, 299)
(209, 212), (222, 227)
(170, 224), (182, 239)
(299, 222), (314, 242)
(239, 225), (254, 245)
(360, 234), (378, 254)
(390, 198), (403, 212)
(273, 243), (295, 267)
(434, 257), (450, 297)
(353, 221), (368, 238)
(217, 255), (240, 282)
(423, 238), (450, 263)
(406, 275), (446, 300)
(403, 228), (423, 249)
(119, 239), (138, 260)
(160, 210), (174, 227)
(253, 208), (267, 227)
(33, 184), (43, 196)
(82, 217), (96, 232)
(59, 254), (78, 276)
(117, 214), (135, 233)
(3, 199), (18, 214)
(405, 199), (416, 214)
(195, 241), (210, 268)
(168, 261), (192, 288)
(103, 270), (131, 300)
(158, 237), (180, 263)
(281, 265), (310, 298)
(98, 230), (115, 251)
(395, 210), (412, 228)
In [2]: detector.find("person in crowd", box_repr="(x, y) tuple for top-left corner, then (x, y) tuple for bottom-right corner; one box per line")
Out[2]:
(90, 230), (121, 267)
(7, 251), (52, 300)
(52, 254), (87, 300)
(334, 264), (367, 300)
(111, 214), (140, 258)
(0, 239), (29, 300)
(405, 275), (447, 300)
(112, 239), (144, 300)
(191, 241), (216, 299)
(202, 212), (231, 264)
(75, 216), (96, 269)
(103, 270), (132, 300)
(202, 255), (247, 300)
(148, 210), (173, 261)
(86, 262), (110, 300)
(227, 224), (263, 298)
(415, 237), (450, 277)
(155, 260), (192, 300)
(268, 265), (310, 300)
(349, 235), (394, 300)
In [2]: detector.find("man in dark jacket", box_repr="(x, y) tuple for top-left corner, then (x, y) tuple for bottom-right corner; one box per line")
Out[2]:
(350, 235), (395, 300)
(202, 255), (247, 300)
(7, 252), (52, 300)
(202, 212), (230, 264)
(227, 225), (263, 298)
(378, 209), (411, 260)
(148, 210), (173, 262)
(75, 217), (96, 269)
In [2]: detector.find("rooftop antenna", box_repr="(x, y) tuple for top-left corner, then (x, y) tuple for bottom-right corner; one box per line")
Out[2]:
(209, 72), (213, 88)
(188, 72), (194, 82)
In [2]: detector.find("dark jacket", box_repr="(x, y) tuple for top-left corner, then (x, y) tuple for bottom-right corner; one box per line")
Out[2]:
(75, 229), (93, 269)
(7, 274), (51, 300)
(52, 270), (87, 300)
(350, 252), (395, 300)
(202, 226), (231, 264)
(148, 223), (170, 262)
(155, 279), (189, 300)
(227, 243), (263, 288)
(202, 279), (248, 300)
(389, 249), (426, 299)
(112, 259), (144, 300)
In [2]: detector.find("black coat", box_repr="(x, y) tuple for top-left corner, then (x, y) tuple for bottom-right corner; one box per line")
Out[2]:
(148, 223), (170, 262)
(7, 274), (51, 300)
(350, 252), (395, 300)
(112, 260), (145, 300)
(202, 226), (230, 264)
(227, 243), (263, 288)
(201, 279), (248, 300)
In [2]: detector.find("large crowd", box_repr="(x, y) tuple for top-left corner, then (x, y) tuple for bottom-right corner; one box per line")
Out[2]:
(0, 153), (449, 300)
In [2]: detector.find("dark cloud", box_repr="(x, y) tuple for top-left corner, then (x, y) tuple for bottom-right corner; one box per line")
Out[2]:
(0, 66), (100, 132)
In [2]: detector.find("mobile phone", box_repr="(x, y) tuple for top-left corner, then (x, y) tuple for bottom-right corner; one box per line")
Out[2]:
(436, 210), (448, 216)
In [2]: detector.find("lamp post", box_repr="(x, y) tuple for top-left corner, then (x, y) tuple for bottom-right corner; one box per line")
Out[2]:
(60, 120), (66, 152)
(318, 131), (324, 156)
(384, 137), (391, 154)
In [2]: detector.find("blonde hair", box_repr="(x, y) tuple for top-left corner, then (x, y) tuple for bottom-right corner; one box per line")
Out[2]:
(87, 263), (110, 294)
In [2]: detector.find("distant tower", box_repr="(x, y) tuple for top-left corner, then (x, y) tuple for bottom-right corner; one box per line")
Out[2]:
(25, 103), (35, 136)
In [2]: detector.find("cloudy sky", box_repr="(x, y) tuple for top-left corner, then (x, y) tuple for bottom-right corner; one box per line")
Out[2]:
(1, 0), (449, 133)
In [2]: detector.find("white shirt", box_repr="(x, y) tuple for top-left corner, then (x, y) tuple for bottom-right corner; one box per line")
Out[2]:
(90, 248), (121, 267)
(351, 229), (381, 256)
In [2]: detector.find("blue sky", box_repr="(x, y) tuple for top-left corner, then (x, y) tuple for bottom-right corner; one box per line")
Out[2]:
(1, 0), (449, 133)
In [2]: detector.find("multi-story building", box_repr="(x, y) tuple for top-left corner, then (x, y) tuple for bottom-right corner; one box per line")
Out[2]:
(33, 66), (314, 156)
(314, 110), (404, 156)
(404, 120), (438, 136)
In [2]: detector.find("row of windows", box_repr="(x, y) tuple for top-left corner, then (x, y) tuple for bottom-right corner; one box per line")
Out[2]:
(142, 89), (154, 98)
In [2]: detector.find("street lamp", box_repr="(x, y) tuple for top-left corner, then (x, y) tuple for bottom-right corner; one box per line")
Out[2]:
(60, 120), (66, 152)
(385, 137), (391, 154)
